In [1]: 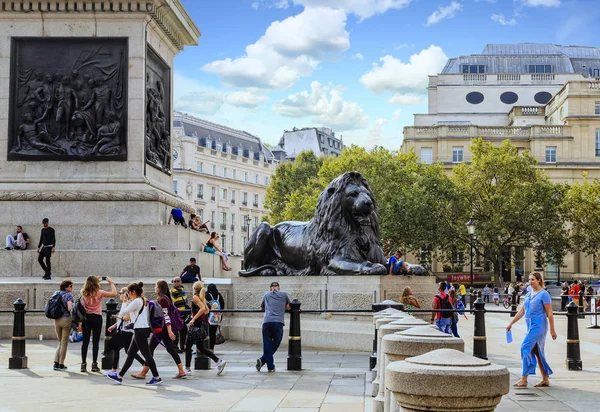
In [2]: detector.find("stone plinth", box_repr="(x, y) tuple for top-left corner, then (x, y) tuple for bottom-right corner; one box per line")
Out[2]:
(378, 326), (464, 412)
(386, 349), (509, 412)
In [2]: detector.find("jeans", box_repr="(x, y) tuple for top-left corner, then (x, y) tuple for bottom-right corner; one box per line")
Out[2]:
(450, 318), (460, 338)
(435, 318), (452, 335)
(38, 247), (52, 276)
(484, 295), (490, 303)
(6, 234), (26, 249)
(180, 275), (199, 284)
(81, 314), (103, 363)
(260, 322), (284, 371)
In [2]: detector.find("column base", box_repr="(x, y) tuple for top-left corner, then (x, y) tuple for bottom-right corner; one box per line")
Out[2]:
(9, 356), (28, 369)
(101, 354), (114, 370)
(566, 359), (582, 371)
(287, 357), (302, 371)
(369, 353), (377, 370)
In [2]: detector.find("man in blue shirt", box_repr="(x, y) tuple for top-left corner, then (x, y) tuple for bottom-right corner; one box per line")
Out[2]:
(388, 250), (408, 275)
(256, 282), (291, 373)
(168, 208), (187, 227)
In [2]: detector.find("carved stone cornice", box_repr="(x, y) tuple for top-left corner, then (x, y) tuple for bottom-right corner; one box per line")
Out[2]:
(0, 190), (195, 213)
(0, 0), (200, 51)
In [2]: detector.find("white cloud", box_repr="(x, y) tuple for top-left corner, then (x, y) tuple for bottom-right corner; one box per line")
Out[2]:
(367, 118), (387, 143)
(474, 0), (495, 3)
(426, 1), (462, 26)
(360, 45), (448, 95)
(175, 91), (226, 115)
(523, 0), (560, 7)
(491, 13), (517, 25)
(202, 8), (349, 90)
(226, 91), (270, 108)
(387, 93), (425, 105)
(292, 0), (412, 20)
(251, 1), (260, 9)
(272, 81), (370, 131)
(393, 43), (413, 50)
(392, 109), (403, 121)
(273, 0), (290, 8)
(352, 52), (364, 60)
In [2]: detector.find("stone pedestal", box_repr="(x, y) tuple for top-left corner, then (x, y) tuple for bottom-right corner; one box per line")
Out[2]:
(379, 326), (464, 412)
(0, 1), (201, 278)
(386, 349), (509, 412)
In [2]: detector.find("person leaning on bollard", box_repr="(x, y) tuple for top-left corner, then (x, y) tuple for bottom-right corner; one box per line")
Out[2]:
(256, 281), (291, 373)
(506, 272), (557, 388)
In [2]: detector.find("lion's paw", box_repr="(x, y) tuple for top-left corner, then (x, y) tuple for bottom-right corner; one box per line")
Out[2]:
(363, 263), (387, 276)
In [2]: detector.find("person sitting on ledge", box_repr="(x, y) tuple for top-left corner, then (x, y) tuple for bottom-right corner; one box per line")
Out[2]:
(387, 250), (408, 275)
(188, 214), (200, 231)
(179, 257), (201, 284)
(5, 225), (30, 250)
(204, 232), (232, 271)
(196, 217), (210, 233)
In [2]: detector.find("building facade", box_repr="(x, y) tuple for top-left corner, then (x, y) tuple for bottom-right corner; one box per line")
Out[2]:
(273, 126), (344, 162)
(401, 43), (600, 280)
(172, 112), (277, 255)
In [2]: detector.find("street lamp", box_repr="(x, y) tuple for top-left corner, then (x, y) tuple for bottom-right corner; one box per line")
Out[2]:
(244, 215), (251, 246)
(466, 217), (476, 291)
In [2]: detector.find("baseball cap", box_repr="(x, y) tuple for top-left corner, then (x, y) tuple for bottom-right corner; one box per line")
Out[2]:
(270, 282), (280, 287)
(42, 218), (49, 224)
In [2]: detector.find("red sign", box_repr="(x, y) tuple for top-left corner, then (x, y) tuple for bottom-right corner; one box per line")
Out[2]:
(447, 274), (480, 282)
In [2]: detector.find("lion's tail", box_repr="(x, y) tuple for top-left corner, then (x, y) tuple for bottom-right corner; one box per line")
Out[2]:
(238, 265), (277, 277)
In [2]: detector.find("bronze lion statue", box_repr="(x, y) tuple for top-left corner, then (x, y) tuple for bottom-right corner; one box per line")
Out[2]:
(240, 171), (387, 276)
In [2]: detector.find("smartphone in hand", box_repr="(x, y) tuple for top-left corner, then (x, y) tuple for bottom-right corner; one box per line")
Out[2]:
(102, 276), (107, 281)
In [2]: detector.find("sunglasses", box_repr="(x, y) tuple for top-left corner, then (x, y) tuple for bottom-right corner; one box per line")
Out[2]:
(173, 280), (181, 283)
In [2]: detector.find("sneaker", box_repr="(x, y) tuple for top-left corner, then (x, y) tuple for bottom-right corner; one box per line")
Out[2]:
(80, 362), (87, 372)
(185, 368), (192, 374)
(255, 358), (263, 372)
(106, 372), (122, 384)
(5, 247), (12, 250)
(91, 362), (100, 372)
(217, 359), (226, 375)
(146, 377), (162, 385)
(58, 364), (68, 371)
(53, 362), (60, 371)
(268, 367), (275, 373)
(42, 275), (51, 280)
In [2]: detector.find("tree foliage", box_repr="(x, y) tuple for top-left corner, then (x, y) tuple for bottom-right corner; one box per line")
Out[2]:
(564, 175), (600, 256)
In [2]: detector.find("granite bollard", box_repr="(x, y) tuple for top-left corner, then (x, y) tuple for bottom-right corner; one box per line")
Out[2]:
(379, 326), (464, 412)
(386, 349), (509, 412)
(372, 313), (407, 396)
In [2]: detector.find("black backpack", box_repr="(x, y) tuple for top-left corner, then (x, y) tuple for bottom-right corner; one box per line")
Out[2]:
(45, 291), (66, 319)
(71, 298), (88, 323)
(436, 294), (454, 319)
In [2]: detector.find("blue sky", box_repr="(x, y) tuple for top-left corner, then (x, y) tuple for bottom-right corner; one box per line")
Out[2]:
(175, 0), (600, 149)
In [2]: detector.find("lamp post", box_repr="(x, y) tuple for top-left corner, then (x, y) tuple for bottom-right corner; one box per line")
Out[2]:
(466, 217), (476, 291)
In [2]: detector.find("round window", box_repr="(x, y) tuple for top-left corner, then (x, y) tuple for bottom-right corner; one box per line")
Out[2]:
(500, 91), (518, 104)
(466, 92), (484, 104)
(534, 91), (552, 105)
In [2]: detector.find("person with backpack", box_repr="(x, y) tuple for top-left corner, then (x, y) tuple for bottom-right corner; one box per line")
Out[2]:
(131, 280), (187, 379)
(48, 279), (74, 371)
(206, 283), (225, 351)
(104, 287), (146, 374)
(80, 275), (117, 372)
(448, 289), (463, 338)
(185, 281), (227, 375)
(106, 282), (162, 385)
(430, 282), (453, 334)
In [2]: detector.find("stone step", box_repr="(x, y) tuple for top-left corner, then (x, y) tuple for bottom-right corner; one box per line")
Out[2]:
(0, 249), (242, 279)
(2, 224), (210, 251)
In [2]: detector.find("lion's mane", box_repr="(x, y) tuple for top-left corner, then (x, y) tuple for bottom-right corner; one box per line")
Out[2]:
(305, 171), (386, 274)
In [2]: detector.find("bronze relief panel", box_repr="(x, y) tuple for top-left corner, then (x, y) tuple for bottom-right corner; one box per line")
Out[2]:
(8, 37), (128, 161)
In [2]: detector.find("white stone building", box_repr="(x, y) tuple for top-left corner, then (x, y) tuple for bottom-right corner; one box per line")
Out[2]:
(172, 112), (277, 255)
(273, 127), (344, 162)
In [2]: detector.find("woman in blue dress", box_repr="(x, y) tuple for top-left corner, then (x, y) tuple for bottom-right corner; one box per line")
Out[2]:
(506, 272), (557, 387)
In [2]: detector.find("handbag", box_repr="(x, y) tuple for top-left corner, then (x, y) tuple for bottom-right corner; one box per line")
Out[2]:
(187, 323), (208, 345)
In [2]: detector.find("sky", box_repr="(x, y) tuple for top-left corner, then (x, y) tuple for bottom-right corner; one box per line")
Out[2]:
(174, 0), (600, 150)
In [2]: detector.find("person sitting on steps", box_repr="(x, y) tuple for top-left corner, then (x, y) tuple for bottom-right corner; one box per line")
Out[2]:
(5, 225), (30, 250)
(204, 232), (231, 271)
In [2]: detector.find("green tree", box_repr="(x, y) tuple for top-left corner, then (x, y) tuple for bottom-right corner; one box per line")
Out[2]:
(264, 151), (323, 224)
(564, 175), (600, 256)
(444, 139), (565, 280)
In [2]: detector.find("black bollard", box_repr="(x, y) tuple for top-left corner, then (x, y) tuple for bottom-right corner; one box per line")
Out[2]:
(9, 298), (28, 369)
(370, 300), (403, 370)
(287, 299), (302, 371)
(473, 297), (487, 360)
(101, 298), (119, 370)
(469, 290), (475, 310)
(194, 327), (210, 370)
(566, 301), (582, 371)
(510, 290), (518, 318)
(578, 288), (585, 319)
